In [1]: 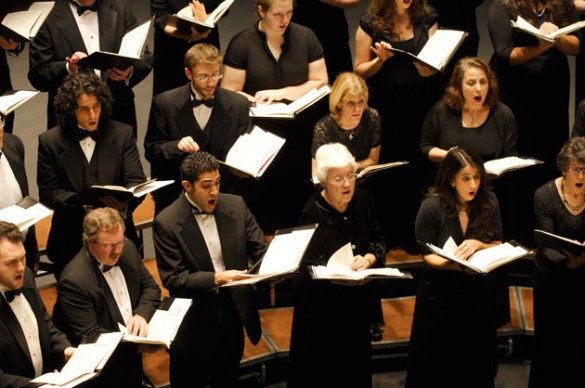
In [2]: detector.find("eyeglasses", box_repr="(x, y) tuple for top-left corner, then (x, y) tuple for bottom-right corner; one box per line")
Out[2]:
(193, 73), (223, 82)
(76, 102), (101, 114)
(328, 173), (357, 185)
(93, 239), (125, 250)
(568, 166), (585, 174)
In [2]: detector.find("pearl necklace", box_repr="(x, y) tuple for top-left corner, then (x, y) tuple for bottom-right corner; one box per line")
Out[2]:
(561, 179), (585, 211)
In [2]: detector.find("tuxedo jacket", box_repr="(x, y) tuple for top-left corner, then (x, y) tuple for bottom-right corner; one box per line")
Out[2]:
(0, 267), (71, 386)
(144, 84), (251, 212)
(37, 120), (146, 279)
(153, 193), (267, 356)
(2, 134), (39, 270)
(28, 0), (153, 130)
(53, 241), (160, 387)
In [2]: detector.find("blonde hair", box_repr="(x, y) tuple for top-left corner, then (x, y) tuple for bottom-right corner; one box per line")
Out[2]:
(329, 72), (368, 121)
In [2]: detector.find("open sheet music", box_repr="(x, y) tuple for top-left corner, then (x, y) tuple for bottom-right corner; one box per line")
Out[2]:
(0, 90), (40, 116)
(425, 237), (530, 274)
(77, 17), (153, 70)
(220, 126), (285, 178)
(0, 196), (52, 232)
(31, 332), (123, 387)
(511, 16), (585, 43)
(484, 156), (544, 176)
(65, 179), (174, 207)
(385, 29), (468, 72)
(169, 0), (234, 32)
(0, 2), (55, 42)
(534, 229), (585, 256)
(309, 242), (411, 282)
(250, 84), (331, 118)
(120, 297), (192, 349)
(221, 224), (318, 287)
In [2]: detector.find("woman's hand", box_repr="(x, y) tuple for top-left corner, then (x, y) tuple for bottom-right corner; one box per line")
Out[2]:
(454, 239), (483, 260)
(254, 89), (287, 104)
(351, 254), (376, 271)
(370, 41), (394, 63)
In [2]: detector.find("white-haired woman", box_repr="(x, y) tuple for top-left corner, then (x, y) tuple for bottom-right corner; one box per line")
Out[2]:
(287, 143), (386, 387)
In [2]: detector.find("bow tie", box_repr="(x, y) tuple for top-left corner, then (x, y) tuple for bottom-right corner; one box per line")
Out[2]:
(70, 1), (98, 16)
(5, 289), (21, 303)
(76, 128), (99, 141)
(191, 98), (215, 108)
(101, 263), (119, 273)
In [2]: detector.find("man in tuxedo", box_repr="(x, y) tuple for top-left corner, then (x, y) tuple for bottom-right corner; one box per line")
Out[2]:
(0, 221), (75, 386)
(53, 207), (160, 387)
(28, 0), (153, 134)
(153, 151), (267, 387)
(0, 118), (39, 272)
(37, 72), (147, 280)
(144, 42), (252, 215)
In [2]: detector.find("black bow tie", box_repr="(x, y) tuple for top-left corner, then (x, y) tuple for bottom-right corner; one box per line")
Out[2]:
(70, 1), (98, 16)
(101, 263), (119, 273)
(191, 97), (215, 108)
(76, 128), (99, 141)
(5, 289), (21, 303)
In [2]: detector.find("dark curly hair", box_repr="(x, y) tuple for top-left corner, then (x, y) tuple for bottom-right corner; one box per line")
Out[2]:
(54, 72), (112, 130)
(429, 148), (498, 242)
(180, 151), (220, 183)
(443, 57), (499, 111)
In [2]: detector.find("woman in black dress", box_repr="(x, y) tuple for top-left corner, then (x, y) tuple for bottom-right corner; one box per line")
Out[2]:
(287, 143), (386, 387)
(406, 148), (502, 388)
(221, 0), (328, 234)
(420, 56), (518, 165)
(530, 136), (585, 387)
(311, 72), (381, 178)
(354, 0), (441, 253)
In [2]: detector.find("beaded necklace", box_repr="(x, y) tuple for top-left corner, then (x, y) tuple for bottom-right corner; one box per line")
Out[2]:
(560, 179), (585, 212)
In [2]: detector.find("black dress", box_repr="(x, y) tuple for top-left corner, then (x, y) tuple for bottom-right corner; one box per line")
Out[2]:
(406, 194), (502, 388)
(223, 22), (327, 233)
(311, 108), (382, 162)
(287, 188), (386, 387)
(292, 0), (354, 82)
(359, 9), (442, 252)
(529, 180), (585, 387)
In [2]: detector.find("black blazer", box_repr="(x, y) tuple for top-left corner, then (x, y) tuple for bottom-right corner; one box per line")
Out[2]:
(28, 0), (153, 130)
(0, 267), (71, 386)
(37, 120), (146, 279)
(2, 134), (40, 270)
(153, 193), (267, 356)
(144, 84), (251, 212)
(53, 241), (161, 387)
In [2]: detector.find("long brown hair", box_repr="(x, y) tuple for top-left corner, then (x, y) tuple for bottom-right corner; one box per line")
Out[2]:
(428, 148), (498, 242)
(502, 0), (573, 26)
(367, 0), (432, 40)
